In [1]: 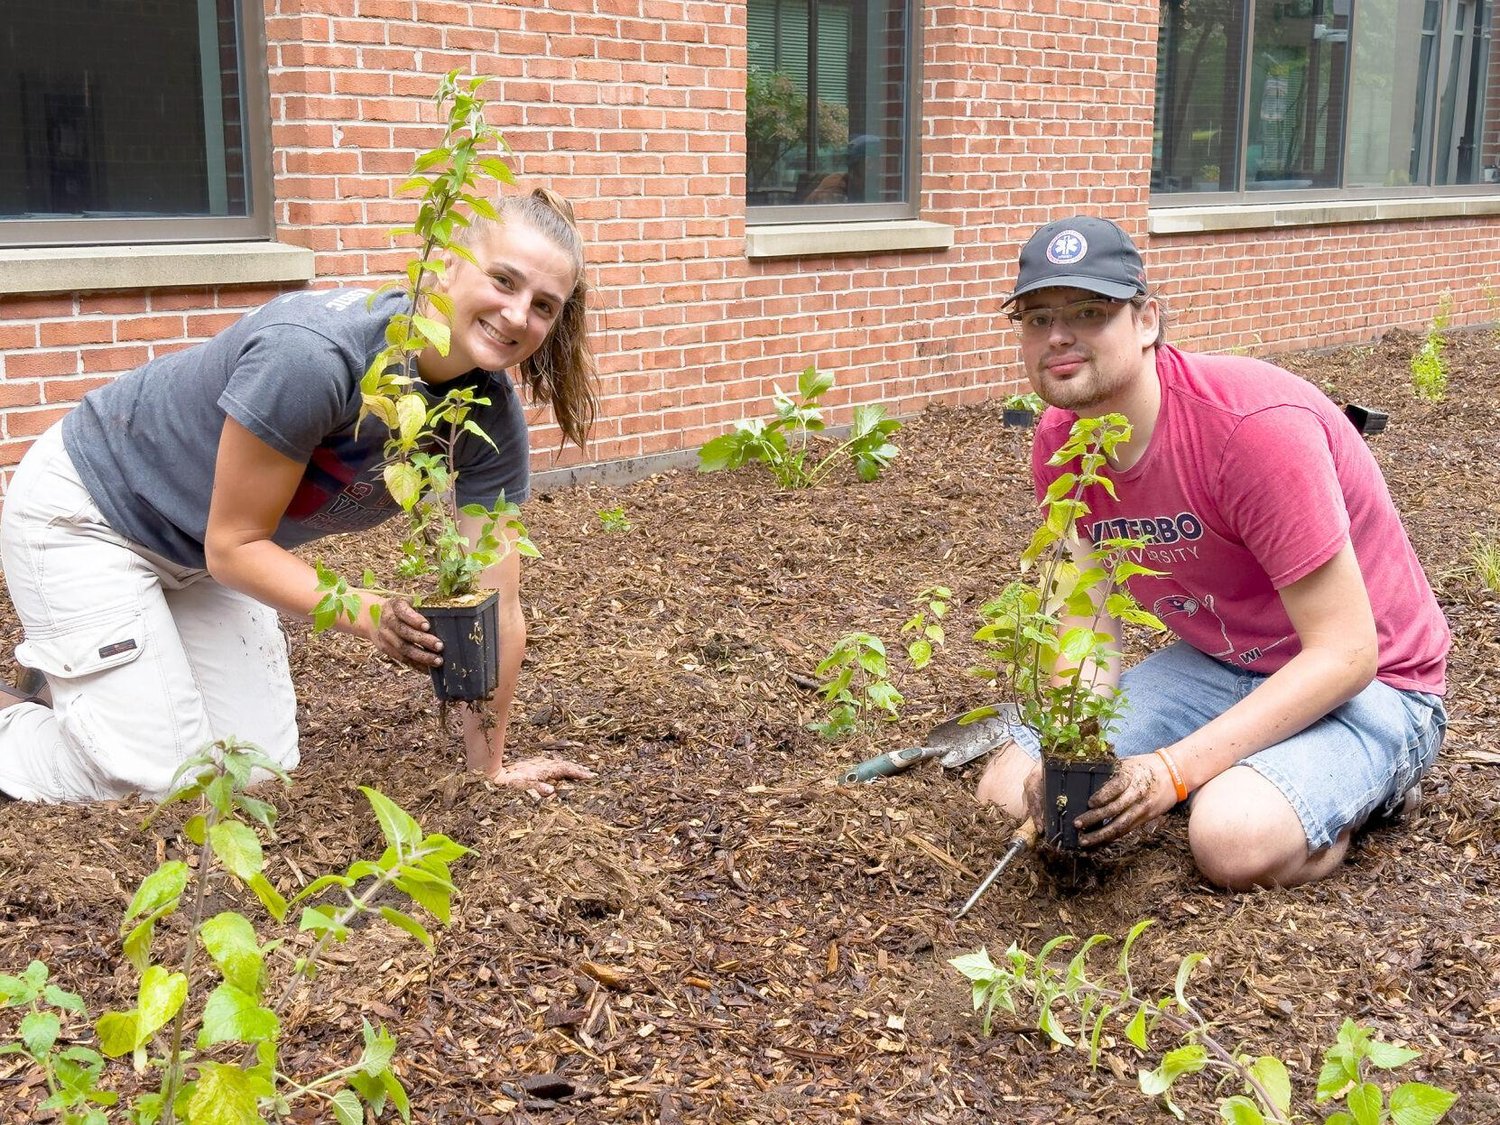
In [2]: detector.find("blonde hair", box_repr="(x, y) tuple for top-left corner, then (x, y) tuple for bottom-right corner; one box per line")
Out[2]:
(460, 188), (599, 449)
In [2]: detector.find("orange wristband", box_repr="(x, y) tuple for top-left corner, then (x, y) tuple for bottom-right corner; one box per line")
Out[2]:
(1154, 747), (1189, 803)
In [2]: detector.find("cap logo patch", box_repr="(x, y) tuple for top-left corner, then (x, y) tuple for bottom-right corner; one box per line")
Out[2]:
(1046, 230), (1088, 265)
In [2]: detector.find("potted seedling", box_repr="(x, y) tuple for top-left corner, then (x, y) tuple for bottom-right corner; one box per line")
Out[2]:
(964, 414), (1166, 850)
(1002, 391), (1045, 428)
(314, 72), (536, 703)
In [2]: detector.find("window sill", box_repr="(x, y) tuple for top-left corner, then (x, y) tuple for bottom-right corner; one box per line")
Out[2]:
(745, 219), (955, 260)
(0, 241), (316, 296)
(1148, 194), (1500, 235)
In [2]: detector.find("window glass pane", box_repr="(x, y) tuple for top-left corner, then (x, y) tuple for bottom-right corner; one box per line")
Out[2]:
(0, 0), (251, 223)
(746, 0), (910, 209)
(1152, 0), (1246, 194)
(1245, 0), (1350, 190)
(1347, 1), (1432, 186)
(1432, 0), (1493, 183)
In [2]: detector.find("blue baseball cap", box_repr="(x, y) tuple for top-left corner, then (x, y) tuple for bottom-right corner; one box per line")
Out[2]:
(1004, 216), (1149, 306)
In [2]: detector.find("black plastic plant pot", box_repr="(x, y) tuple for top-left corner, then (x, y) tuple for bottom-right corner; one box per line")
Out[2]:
(1002, 408), (1037, 429)
(421, 591), (500, 703)
(1342, 403), (1389, 437)
(1042, 755), (1116, 851)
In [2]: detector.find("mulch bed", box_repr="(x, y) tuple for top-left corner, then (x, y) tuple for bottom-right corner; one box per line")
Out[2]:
(2, 328), (1498, 1122)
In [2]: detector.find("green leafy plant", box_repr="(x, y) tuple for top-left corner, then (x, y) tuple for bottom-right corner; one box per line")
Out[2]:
(0, 739), (468, 1124)
(1470, 532), (1500, 595)
(597, 505), (631, 533)
(902, 585), (951, 670)
(314, 71), (538, 629)
(697, 364), (901, 489)
(963, 414), (1165, 760)
(810, 632), (903, 739)
(1410, 293), (1451, 403)
(950, 922), (1457, 1125)
(1003, 391), (1046, 418)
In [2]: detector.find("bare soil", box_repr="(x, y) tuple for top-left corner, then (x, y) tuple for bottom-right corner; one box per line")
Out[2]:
(2, 329), (1498, 1123)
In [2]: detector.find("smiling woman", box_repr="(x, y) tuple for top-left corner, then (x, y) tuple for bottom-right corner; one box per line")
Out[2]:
(0, 186), (600, 804)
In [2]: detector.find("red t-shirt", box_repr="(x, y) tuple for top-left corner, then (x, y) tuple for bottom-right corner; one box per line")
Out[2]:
(1032, 345), (1449, 695)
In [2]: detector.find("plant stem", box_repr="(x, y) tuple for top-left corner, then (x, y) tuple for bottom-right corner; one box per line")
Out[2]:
(159, 821), (218, 1125)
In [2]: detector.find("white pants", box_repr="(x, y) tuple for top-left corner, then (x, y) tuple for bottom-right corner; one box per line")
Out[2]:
(0, 425), (299, 802)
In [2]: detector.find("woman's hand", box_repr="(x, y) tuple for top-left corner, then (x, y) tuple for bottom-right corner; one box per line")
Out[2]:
(1072, 753), (1178, 847)
(370, 598), (444, 670)
(486, 756), (595, 798)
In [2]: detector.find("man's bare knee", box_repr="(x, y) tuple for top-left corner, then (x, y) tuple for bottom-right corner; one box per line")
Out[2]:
(1187, 771), (1343, 889)
(975, 742), (1032, 819)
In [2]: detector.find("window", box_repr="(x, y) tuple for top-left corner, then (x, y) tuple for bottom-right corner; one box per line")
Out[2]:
(1153, 0), (1499, 198)
(0, 0), (270, 247)
(746, 0), (918, 222)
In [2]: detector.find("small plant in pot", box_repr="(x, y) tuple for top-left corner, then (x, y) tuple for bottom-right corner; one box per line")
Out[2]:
(963, 414), (1166, 850)
(1001, 391), (1045, 428)
(313, 72), (537, 704)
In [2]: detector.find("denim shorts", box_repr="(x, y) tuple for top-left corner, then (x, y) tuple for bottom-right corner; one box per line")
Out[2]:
(1005, 641), (1447, 852)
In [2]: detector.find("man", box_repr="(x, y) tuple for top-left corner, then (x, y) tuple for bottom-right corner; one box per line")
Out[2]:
(976, 215), (1449, 890)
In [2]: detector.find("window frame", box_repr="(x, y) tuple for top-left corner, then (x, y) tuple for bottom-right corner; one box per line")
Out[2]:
(1152, 0), (1499, 206)
(3, 0), (272, 249)
(746, 0), (923, 226)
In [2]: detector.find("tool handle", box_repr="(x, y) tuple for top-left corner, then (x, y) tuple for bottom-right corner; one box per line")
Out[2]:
(1014, 817), (1039, 848)
(841, 746), (929, 784)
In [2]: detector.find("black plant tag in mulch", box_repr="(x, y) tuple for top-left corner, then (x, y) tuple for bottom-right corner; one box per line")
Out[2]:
(517, 1072), (577, 1103)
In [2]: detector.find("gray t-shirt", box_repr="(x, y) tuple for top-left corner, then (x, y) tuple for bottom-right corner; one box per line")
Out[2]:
(62, 287), (531, 569)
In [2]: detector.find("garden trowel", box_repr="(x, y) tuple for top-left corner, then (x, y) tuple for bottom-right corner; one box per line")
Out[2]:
(840, 707), (1018, 784)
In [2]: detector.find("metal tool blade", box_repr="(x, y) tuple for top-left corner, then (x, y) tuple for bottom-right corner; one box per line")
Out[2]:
(953, 817), (1037, 919)
(936, 705), (1021, 769)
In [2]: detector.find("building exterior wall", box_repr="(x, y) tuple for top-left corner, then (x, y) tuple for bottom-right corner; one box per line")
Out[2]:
(3, 0), (1499, 481)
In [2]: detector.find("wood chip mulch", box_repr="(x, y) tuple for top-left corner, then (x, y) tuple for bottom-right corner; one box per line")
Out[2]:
(2, 328), (1498, 1122)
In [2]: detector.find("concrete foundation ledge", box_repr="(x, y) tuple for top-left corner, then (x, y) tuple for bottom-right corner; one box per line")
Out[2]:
(0, 242), (317, 296)
(745, 219), (955, 260)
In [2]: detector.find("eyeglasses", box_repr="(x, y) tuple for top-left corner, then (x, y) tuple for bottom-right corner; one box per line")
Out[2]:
(1006, 298), (1128, 335)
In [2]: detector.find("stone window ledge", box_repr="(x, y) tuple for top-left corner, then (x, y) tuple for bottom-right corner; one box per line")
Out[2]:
(1149, 194), (1500, 235)
(0, 242), (316, 296)
(746, 219), (955, 260)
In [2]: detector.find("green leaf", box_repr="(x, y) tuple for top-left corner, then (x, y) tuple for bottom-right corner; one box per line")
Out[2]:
(1246, 1055), (1291, 1117)
(124, 862), (189, 928)
(384, 461), (424, 511)
(379, 906), (435, 949)
(96, 966), (188, 1056)
(797, 364), (834, 402)
(1124, 1004), (1149, 1050)
(332, 1089), (364, 1125)
(360, 1018), (399, 1076)
(201, 912), (265, 995)
(1037, 1005), (1074, 1047)
(948, 948), (998, 983)
(247, 874), (288, 922)
(1366, 1039), (1422, 1070)
(187, 1062), (274, 1125)
(411, 315), (451, 355)
(198, 983), (279, 1047)
(1347, 1082), (1383, 1125)
(362, 787), (423, 853)
(907, 639), (932, 669)
(209, 821), (265, 883)
(299, 906), (351, 941)
(1173, 952), (1206, 1007)
(1117, 918), (1154, 976)
(43, 984), (86, 1013)
(1389, 1082), (1458, 1125)
(1218, 1095), (1267, 1124)
(20, 1009), (60, 1056)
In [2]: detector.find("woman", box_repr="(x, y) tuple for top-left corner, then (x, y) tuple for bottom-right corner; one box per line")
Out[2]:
(0, 188), (598, 802)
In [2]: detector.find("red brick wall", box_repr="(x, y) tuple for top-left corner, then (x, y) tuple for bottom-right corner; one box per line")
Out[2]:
(4, 0), (1500, 482)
